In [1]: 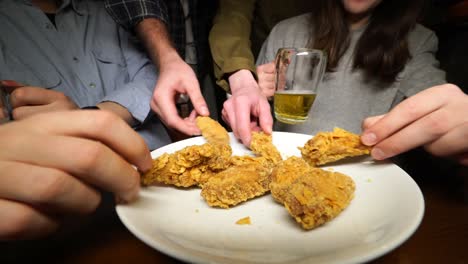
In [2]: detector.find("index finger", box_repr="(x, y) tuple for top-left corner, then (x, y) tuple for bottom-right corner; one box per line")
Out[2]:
(10, 87), (64, 108)
(361, 85), (448, 146)
(32, 111), (152, 172)
(184, 79), (209, 117)
(234, 98), (253, 146)
(153, 95), (200, 135)
(257, 98), (273, 134)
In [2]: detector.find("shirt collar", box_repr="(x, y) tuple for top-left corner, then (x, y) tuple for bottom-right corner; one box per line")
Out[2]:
(60, 0), (88, 16)
(18, 0), (87, 16)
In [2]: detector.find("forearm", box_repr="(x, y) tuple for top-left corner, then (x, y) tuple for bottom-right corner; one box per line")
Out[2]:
(209, 0), (257, 91)
(135, 18), (181, 67)
(105, 0), (168, 30)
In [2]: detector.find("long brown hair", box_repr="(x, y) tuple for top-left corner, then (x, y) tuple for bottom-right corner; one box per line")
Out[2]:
(309, 0), (424, 83)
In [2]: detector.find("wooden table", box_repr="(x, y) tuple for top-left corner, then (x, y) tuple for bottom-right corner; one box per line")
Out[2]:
(1, 162), (467, 264)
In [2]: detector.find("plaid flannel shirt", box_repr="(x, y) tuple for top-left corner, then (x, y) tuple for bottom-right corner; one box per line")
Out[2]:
(105, 0), (217, 77)
(105, 0), (186, 58)
(105, 0), (169, 29)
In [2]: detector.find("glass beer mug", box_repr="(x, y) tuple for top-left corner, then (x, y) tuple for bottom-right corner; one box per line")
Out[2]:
(274, 48), (327, 124)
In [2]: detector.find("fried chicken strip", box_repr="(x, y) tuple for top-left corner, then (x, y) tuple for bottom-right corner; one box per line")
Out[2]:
(250, 132), (282, 165)
(270, 157), (355, 230)
(141, 144), (212, 187)
(142, 117), (232, 187)
(201, 157), (272, 208)
(195, 116), (232, 182)
(299, 127), (370, 167)
(200, 133), (280, 208)
(196, 116), (230, 145)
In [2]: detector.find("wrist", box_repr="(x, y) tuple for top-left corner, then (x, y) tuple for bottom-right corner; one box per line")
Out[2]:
(228, 69), (259, 94)
(136, 18), (178, 67)
(158, 51), (183, 68)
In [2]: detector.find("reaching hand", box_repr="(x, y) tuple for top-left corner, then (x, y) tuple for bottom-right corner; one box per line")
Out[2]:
(361, 84), (468, 165)
(150, 54), (209, 136)
(0, 111), (152, 240)
(222, 69), (273, 146)
(257, 62), (276, 97)
(2, 81), (79, 120)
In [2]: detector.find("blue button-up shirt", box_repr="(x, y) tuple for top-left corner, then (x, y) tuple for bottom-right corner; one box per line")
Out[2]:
(0, 0), (171, 150)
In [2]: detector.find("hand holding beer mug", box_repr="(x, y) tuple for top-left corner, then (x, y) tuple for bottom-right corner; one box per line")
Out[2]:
(274, 48), (326, 124)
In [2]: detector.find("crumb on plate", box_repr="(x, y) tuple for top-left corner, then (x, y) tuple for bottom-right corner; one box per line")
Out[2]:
(236, 216), (251, 225)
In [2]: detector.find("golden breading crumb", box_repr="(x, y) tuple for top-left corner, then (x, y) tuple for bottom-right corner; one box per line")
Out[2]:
(270, 157), (355, 230)
(250, 132), (283, 165)
(236, 216), (251, 225)
(299, 127), (370, 166)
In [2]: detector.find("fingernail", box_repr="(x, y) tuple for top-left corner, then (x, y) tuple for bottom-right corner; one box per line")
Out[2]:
(115, 196), (126, 204)
(362, 132), (377, 145)
(119, 170), (141, 203)
(141, 158), (153, 173)
(121, 188), (139, 203)
(1, 80), (22, 87)
(200, 106), (209, 116)
(192, 128), (201, 136)
(372, 148), (386, 160)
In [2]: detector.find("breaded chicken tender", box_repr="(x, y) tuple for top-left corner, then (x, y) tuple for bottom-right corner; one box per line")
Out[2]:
(141, 116), (232, 187)
(196, 116), (230, 145)
(299, 127), (370, 166)
(270, 157), (355, 230)
(250, 132), (283, 165)
(230, 155), (273, 168)
(141, 144), (219, 187)
(195, 116), (232, 177)
(200, 131), (283, 208)
(201, 157), (272, 208)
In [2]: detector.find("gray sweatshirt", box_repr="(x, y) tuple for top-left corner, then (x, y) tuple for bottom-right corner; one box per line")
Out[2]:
(257, 13), (446, 135)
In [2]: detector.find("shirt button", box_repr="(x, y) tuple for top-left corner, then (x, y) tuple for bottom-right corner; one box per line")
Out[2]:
(73, 57), (79, 62)
(89, 82), (96, 88)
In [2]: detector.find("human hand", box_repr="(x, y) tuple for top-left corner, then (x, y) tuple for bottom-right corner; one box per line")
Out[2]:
(3, 81), (79, 120)
(1, 80), (22, 122)
(222, 69), (273, 146)
(150, 53), (209, 136)
(0, 111), (152, 240)
(257, 62), (276, 97)
(361, 84), (468, 165)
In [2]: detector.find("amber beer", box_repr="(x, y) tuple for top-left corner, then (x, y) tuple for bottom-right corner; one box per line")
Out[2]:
(274, 48), (326, 124)
(274, 91), (316, 124)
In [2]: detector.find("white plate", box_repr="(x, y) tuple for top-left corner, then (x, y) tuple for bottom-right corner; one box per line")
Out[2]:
(116, 132), (424, 264)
